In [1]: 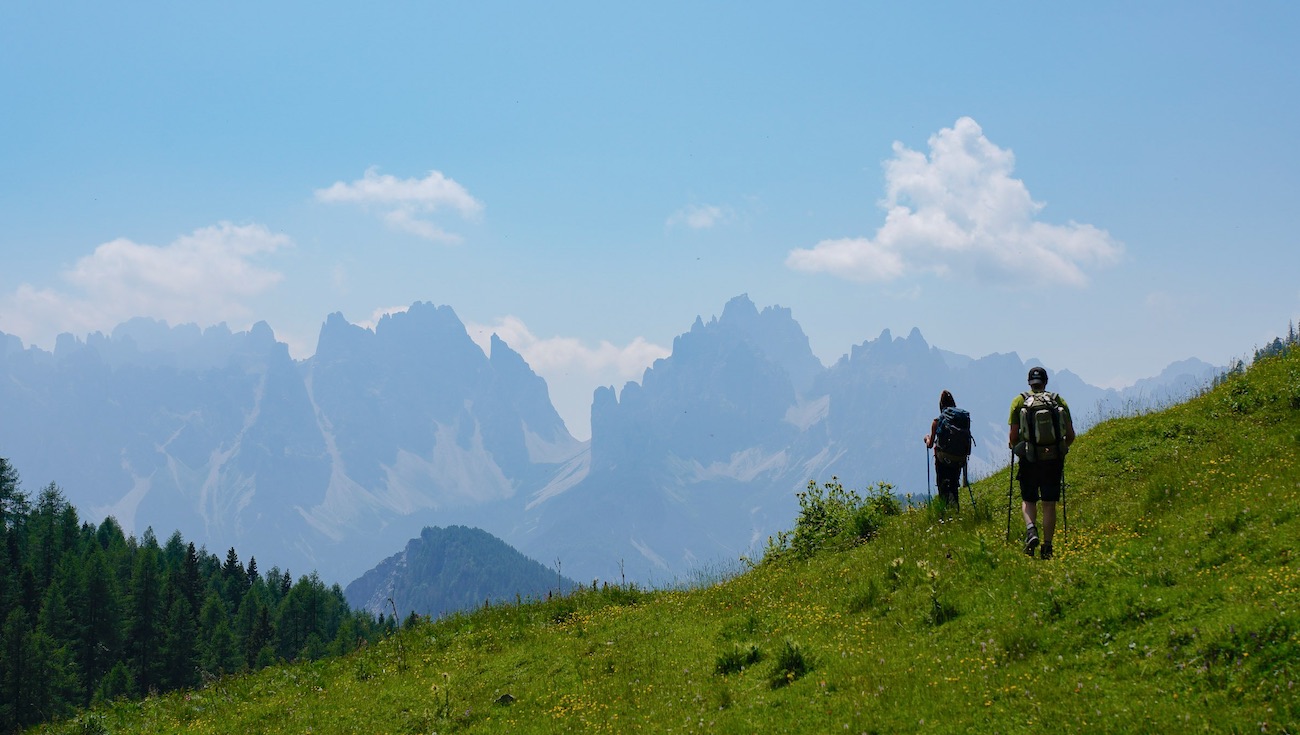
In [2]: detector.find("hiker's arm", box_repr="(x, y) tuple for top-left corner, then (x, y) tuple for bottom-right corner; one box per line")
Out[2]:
(1061, 401), (1076, 446)
(924, 418), (937, 448)
(1007, 395), (1023, 449)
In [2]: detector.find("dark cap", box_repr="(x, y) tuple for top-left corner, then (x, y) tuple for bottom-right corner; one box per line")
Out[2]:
(1027, 366), (1048, 386)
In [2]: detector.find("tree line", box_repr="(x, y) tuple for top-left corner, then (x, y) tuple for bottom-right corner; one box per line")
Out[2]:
(0, 458), (397, 733)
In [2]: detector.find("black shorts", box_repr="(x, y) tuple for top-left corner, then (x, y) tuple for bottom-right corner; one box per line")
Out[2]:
(1018, 459), (1063, 503)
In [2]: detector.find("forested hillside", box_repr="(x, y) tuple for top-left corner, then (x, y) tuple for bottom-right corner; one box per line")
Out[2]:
(345, 525), (576, 619)
(0, 476), (392, 733)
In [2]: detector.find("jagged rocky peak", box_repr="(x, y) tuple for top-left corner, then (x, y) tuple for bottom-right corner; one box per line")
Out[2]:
(313, 311), (375, 361)
(487, 332), (575, 443)
(682, 294), (824, 393)
(371, 303), (487, 381)
(375, 302), (470, 344)
(488, 333), (528, 371)
(847, 326), (932, 363)
(0, 331), (23, 358)
(42, 318), (284, 370)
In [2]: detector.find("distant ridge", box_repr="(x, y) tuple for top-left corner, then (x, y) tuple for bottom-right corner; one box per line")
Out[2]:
(0, 295), (1220, 588)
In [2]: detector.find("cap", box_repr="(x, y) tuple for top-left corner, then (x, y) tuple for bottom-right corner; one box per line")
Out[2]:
(1027, 366), (1048, 387)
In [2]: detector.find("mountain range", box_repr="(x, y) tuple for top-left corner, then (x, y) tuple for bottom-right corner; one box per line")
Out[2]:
(0, 295), (1218, 588)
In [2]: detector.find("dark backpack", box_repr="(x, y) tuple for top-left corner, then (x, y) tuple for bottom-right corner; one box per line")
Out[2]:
(934, 406), (973, 463)
(1018, 391), (1067, 462)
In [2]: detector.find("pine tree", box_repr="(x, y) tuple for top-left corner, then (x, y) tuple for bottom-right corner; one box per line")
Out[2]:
(78, 545), (122, 694)
(249, 603), (275, 669)
(93, 661), (135, 704)
(1, 607), (38, 730)
(198, 592), (240, 676)
(160, 588), (199, 690)
(35, 583), (82, 721)
(181, 542), (202, 612)
(235, 588), (260, 666)
(124, 542), (163, 693)
(221, 547), (247, 612)
(0, 457), (26, 531)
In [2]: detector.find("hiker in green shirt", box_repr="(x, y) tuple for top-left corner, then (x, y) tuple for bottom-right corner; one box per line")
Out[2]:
(1008, 366), (1075, 560)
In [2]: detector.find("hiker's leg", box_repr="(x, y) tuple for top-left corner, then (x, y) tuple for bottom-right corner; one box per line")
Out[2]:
(1041, 501), (1057, 544)
(1020, 462), (1040, 527)
(1021, 499), (1037, 528)
(1040, 460), (1063, 543)
(938, 463), (960, 507)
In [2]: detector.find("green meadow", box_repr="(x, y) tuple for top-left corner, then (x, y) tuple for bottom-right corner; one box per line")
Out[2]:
(34, 348), (1299, 734)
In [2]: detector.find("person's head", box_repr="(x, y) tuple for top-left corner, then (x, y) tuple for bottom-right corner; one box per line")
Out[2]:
(939, 390), (956, 410)
(1027, 366), (1048, 391)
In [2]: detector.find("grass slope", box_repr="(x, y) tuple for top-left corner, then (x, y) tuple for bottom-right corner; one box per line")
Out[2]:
(35, 351), (1300, 734)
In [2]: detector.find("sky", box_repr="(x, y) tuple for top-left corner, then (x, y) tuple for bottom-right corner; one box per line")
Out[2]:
(2, 3), (1298, 440)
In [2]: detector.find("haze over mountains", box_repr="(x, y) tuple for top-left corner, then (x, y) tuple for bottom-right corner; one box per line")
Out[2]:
(0, 295), (1218, 587)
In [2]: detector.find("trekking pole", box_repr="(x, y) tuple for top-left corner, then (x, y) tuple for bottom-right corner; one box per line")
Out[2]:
(926, 445), (932, 503)
(1006, 451), (1014, 543)
(1060, 463), (1067, 536)
(964, 460), (976, 514)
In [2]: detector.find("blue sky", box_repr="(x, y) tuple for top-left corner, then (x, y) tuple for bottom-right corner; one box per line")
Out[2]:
(3, 2), (1297, 439)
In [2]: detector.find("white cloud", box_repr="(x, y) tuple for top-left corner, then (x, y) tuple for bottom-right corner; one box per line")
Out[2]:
(315, 167), (483, 243)
(667, 204), (730, 230)
(466, 316), (671, 440)
(786, 117), (1124, 287)
(785, 237), (905, 281)
(1, 222), (290, 348)
(467, 316), (668, 380)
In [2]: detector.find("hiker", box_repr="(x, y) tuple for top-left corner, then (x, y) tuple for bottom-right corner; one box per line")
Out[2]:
(1008, 366), (1075, 560)
(924, 390), (969, 511)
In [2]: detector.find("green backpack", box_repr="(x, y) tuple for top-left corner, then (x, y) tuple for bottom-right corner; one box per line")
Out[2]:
(1018, 391), (1068, 462)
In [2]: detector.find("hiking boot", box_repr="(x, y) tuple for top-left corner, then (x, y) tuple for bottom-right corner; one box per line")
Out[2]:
(1023, 526), (1039, 556)
(1039, 543), (1053, 560)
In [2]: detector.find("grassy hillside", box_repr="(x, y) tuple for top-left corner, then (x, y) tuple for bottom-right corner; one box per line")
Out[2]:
(33, 349), (1299, 734)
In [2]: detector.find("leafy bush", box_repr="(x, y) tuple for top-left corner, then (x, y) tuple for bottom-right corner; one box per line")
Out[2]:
(764, 478), (899, 561)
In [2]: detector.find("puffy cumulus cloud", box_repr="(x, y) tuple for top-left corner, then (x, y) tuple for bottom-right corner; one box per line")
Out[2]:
(315, 167), (483, 243)
(787, 117), (1124, 287)
(667, 203), (730, 230)
(1, 222), (290, 348)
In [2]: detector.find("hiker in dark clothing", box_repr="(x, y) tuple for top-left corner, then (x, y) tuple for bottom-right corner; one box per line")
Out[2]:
(924, 390), (964, 510)
(1008, 366), (1075, 560)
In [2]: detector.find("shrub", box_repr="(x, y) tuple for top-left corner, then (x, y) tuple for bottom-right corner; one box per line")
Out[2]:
(763, 478), (899, 561)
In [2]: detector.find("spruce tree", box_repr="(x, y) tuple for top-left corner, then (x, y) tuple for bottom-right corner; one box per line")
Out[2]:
(160, 590), (199, 690)
(123, 542), (162, 693)
(1, 607), (37, 730)
(0, 457), (26, 531)
(78, 545), (122, 692)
